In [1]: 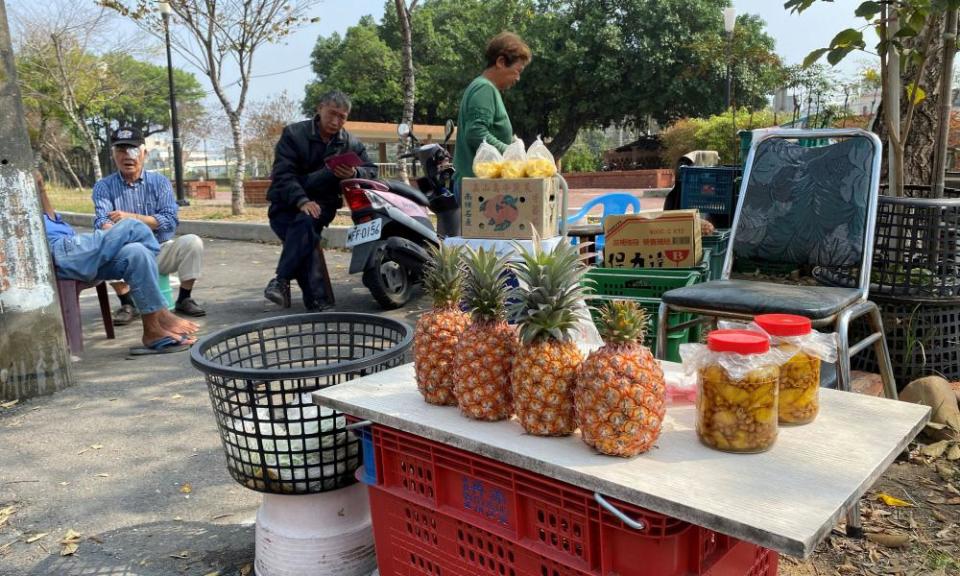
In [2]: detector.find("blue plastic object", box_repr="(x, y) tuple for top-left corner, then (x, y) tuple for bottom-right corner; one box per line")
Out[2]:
(565, 192), (642, 251)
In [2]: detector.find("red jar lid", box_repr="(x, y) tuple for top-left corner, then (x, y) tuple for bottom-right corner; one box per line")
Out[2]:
(707, 330), (770, 355)
(754, 314), (812, 337)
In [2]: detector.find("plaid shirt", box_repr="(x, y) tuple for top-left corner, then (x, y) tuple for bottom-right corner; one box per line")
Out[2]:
(92, 171), (179, 243)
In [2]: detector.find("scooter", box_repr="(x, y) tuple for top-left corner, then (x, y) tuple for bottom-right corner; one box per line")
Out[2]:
(340, 120), (458, 309)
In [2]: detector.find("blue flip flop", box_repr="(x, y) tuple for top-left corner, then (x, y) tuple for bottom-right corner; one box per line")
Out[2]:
(128, 335), (193, 356)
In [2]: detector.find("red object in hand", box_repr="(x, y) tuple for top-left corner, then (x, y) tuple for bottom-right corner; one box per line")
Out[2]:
(324, 151), (364, 171)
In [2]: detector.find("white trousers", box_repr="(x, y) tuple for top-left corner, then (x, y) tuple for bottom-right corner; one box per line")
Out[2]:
(157, 234), (204, 282)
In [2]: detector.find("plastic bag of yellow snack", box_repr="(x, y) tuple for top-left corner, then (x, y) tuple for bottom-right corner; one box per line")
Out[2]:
(500, 137), (527, 179)
(472, 141), (504, 178)
(525, 137), (557, 178)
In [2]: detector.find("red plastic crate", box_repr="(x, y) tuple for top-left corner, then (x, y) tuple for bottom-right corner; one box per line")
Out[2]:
(371, 426), (778, 576)
(369, 484), (777, 576)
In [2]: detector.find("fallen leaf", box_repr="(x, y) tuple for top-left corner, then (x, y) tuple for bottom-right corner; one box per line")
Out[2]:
(0, 506), (15, 527)
(171, 394), (183, 400)
(240, 564), (252, 576)
(61, 529), (82, 543)
(936, 526), (952, 538)
(949, 444), (960, 461)
(1, 400), (19, 409)
(837, 563), (858, 574)
(203, 572), (220, 576)
(170, 551), (190, 559)
(936, 463), (956, 482)
(59, 482), (69, 486)
(865, 532), (911, 548)
(95, 473), (109, 478)
(933, 509), (948, 522)
(25, 533), (47, 543)
(923, 440), (951, 458)
(90, 444), (103, 450)
(174, 516), (182, 521)
(59, 529), (81, 556)
(877, 493), (912, 507)
(179, 483), (192, 494)
(948, 497), (960, 505)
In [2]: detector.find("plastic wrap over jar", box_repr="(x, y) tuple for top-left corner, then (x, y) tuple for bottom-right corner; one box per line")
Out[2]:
(720, 317), (837, 425)
(501, 137), (527, 179)
(525, 137), (557, 178)
(680, 333), (782, 453)
(473, 141), (504, 178)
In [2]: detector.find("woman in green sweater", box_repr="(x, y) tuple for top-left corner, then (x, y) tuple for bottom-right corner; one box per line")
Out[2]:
(447, 32), (531, 235)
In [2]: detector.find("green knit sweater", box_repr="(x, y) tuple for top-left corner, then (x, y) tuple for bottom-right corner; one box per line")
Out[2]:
(453, 75), (513, 180)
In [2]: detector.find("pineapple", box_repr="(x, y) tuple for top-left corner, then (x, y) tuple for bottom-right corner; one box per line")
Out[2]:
(454, 247), (518, 420)
(414, 243), (470, 405)
(575, 300), (666, 457)
(510, 233), (590, 436)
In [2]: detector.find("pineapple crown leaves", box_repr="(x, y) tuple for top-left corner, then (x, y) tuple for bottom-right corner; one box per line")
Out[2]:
(597, 300), (650, 346)
(509, 228), (591, 345)
(462, 246), (512, 322)
(423, 243), (465, 309)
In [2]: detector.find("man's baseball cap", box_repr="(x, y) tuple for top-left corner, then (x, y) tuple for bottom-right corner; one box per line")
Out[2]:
(111, 127), (144, 147)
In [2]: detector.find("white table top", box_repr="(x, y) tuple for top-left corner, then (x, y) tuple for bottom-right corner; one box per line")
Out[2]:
(442, 235), (565, 260)
(313, 363), (929, 558)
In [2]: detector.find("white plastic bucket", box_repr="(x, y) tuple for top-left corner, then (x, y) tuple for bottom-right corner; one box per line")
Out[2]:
(254, 483), (377, 576)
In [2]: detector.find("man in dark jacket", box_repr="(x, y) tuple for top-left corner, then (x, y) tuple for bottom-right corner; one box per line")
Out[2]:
(264, 90), (377, 310)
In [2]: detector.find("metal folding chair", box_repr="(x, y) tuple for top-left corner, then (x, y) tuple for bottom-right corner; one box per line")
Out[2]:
(654, 128), (897, 538)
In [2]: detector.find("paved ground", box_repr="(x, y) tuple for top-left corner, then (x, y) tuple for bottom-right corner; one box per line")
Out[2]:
(0, 237), (420, 576)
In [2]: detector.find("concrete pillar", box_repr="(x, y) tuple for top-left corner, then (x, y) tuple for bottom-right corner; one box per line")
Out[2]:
(0, 0), (73, 400)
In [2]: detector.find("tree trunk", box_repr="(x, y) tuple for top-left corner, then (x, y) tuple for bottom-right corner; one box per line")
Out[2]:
(396, 0), (415, 183)
(228, 113), (246, 215)
(547, 115), (582, 164)
(874, 13), (944, 192)
(85, 137), (103, 182)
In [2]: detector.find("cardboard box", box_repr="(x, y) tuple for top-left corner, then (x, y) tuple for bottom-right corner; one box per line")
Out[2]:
(603, 210), (703, 269)
(461, 177), (560, 239)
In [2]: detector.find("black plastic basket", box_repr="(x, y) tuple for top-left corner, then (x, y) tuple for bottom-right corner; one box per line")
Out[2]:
(679, 166), (742, 227)
(816, 190), (960, 300)
(850, 296), (960, 385)
(190, 313), (413, 494)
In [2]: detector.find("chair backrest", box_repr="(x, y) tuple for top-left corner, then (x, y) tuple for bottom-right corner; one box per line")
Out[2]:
(723, 128), (882, 299)
(566, 192), (642, 225)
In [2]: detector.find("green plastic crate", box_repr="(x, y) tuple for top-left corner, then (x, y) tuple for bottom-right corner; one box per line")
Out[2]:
(582, 269), (701, 362)
(702, 230), (731, 280)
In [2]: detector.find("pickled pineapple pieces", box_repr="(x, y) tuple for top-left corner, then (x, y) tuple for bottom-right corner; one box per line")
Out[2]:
(777, 348), (820, 424)
(474, 161), (504, 178)
(471, 137), (557, 178)
(697, 365), (780, 453)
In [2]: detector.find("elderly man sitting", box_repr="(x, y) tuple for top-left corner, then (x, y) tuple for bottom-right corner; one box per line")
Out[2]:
(37, 173), (198, 355)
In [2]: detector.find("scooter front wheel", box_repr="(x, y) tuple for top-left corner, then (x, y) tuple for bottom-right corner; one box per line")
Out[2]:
(363, 244), (414, 309)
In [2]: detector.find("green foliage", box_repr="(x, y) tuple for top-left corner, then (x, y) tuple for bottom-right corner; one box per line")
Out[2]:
(303, 0), (782, 158)
(302, 18), (403, 119)
(99, 54), (205, 136)
(661, 109), (777, 165)
(560, 143), (600, 173)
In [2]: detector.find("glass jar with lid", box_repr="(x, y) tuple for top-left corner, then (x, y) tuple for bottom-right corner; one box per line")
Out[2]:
(754, 314), (820, 425)
(696, 330), (779, 453)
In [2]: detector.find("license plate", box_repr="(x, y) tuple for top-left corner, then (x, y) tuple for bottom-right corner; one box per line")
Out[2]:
(346, 218), (383, 248)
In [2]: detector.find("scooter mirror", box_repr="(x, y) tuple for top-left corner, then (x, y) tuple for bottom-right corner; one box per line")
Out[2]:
(397, 123), (411, 137)
(443, 119), (454, 143)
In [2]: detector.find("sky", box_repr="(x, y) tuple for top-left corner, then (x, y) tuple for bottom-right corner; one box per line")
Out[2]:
(7, 0), (877, 111)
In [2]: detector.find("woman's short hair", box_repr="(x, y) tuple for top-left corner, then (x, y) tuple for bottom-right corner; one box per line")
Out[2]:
(484, 32), (532, 68)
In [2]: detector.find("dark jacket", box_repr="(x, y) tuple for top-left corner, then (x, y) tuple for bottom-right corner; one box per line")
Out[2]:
(267, 118), (377, 224)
